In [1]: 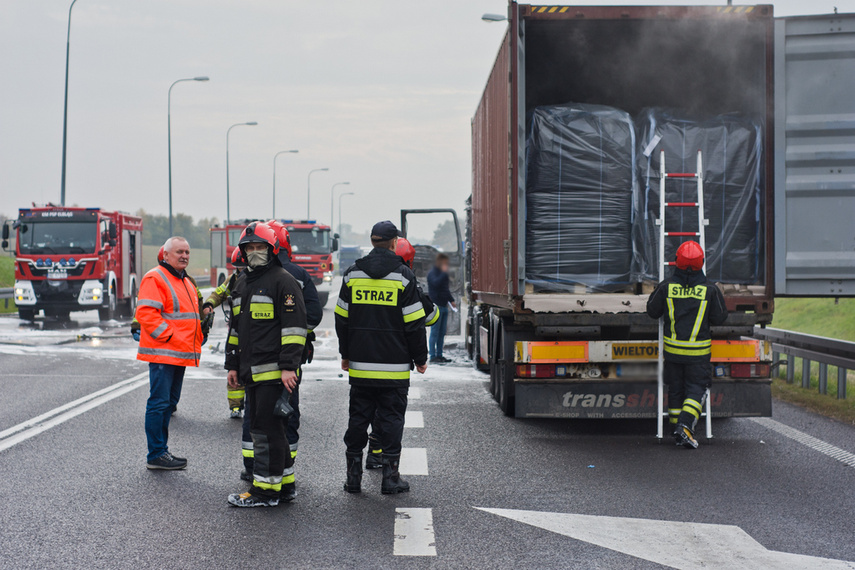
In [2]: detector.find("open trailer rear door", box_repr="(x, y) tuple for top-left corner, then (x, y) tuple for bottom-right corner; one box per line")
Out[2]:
(775, 12), (855, 296)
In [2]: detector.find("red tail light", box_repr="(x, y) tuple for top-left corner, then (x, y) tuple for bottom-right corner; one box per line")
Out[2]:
(516, 364), (556, 378)
(730, 363), (770, 378)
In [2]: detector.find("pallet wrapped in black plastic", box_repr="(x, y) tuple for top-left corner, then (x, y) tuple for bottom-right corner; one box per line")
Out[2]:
(525, 103), (638, 293)
(635, 109), (764, 284)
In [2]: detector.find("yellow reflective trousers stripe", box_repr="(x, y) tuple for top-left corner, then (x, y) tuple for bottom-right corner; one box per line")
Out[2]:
(349, 369), (410, 380)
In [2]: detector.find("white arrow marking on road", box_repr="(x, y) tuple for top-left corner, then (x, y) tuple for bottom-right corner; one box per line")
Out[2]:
(476, 508), (855, 569)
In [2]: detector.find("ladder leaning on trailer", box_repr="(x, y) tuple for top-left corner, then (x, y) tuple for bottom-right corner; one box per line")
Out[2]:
(655, 150), (713, 441)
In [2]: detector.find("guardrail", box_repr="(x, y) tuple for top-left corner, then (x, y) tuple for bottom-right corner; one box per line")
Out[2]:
(0, 287), (12, 311)
(754, 327), (852, 399)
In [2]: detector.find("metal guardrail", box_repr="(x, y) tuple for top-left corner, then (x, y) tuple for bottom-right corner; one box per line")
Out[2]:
(0, 287), (12, 311)
(754, 327), (852, 399)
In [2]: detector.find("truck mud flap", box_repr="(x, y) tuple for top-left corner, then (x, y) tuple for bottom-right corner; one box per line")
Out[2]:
(514, 380), (771, 419)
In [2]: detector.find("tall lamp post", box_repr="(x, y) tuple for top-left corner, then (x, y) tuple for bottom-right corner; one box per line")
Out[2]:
(330, 182), (350, 232)
(168, 76), (209, 236)
(338, 191), (355, 237)
(60, 0), (79, 206)
(306, 168), (329, 219)
(226, 121), (258, 223)
(272, 149), (299, 219)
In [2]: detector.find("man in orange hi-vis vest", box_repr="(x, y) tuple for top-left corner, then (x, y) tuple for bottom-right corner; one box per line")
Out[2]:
(135, 236), (203, 470)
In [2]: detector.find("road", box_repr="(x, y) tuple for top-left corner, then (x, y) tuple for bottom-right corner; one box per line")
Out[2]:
(1, 292), (854, 569)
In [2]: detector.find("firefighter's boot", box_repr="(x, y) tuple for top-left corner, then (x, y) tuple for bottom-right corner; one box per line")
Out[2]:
(674, 423), (699, 449)
(280, 482), (296, 502)
(381, 454), (410, 495)
(344, 452), (363, 494)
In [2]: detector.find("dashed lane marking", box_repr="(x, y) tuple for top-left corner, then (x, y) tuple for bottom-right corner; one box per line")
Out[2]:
(394, 508), (437, 556)
(399, 448), (429, 475)
(749, 417), (855, 469)
(0, 371), (149, 452)
(409, 387), (422, 399)
(404, 411), (424, 428)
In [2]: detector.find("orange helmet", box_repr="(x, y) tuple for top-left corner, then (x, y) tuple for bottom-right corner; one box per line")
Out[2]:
(395, 237), (416, 269)
(230, 247), (246, 268)
(157, 246), (165, 263)
(238, 221), (279, 255)
(676, 240), (704, 271)
(267, 220), (292, 260)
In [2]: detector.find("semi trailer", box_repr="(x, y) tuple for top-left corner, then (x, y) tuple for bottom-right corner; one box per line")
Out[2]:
(468, 4), (855, 422)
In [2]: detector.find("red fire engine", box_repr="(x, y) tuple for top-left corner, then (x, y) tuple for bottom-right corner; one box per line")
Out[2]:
(2, 206), (143, 321)
(210, 219), (338, 305)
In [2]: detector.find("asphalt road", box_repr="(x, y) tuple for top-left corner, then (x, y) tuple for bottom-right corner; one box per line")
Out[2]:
(1, 298), (854, 569)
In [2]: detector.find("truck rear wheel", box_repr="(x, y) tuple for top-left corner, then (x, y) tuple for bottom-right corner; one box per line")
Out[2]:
(489, 316), (516, 417)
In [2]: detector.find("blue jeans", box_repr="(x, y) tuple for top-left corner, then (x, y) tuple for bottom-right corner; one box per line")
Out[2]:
(145, 363), (185, 462)
(429, 306), (449, 359)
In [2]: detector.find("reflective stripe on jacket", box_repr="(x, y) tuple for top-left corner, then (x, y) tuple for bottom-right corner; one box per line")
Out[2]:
(135, 264), (203, 367)
(646, 268), (728, 363)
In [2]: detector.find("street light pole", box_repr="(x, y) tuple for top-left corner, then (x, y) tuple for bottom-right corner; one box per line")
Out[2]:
(330, 182), (350, 232)
(60, 0), (79, 206)
(306, 168), (329, 219)
(226, 121), (258, 224)
(272, 149), (299, 219)
(338, 192), (355, 237)
(168, 76), (209, 236)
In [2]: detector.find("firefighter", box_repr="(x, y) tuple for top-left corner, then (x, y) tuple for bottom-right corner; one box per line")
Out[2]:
(237, 221), (323, 486)
(646, 240), (728, 449)
(363, 237), (438, 471)
(336, 221), (428, 494)
(226, 222), (307, 507)
(202, 248), (247, 419)
(136, 237), (203, 469)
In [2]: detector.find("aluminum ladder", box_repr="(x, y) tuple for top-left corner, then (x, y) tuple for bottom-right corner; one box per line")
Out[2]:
(655, 149), (713, 441)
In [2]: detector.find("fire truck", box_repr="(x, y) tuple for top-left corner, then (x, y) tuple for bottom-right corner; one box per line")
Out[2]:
(2, 206), (143, 321)
(210, 219), (338, 306)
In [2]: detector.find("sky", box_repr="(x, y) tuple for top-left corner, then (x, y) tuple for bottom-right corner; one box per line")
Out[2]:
(0, 0), (848, 236)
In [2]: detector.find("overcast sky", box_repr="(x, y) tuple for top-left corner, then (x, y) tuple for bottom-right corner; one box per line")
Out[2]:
(0, 0), (847, 235)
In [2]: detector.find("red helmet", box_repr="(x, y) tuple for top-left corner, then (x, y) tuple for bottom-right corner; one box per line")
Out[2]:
(676, 240), (704, 271)
(230, 247), (246, 268)
(157, 246), (165, 263)
(395, 237), (416, 269)
(238, 221), (280, 255)
(267, 220), (292, 259)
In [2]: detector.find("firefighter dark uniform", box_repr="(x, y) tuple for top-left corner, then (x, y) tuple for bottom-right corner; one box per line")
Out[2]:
(205, 270), (245, 415)
(238, 241), (323, 483)
(226, 222), (307, 507)
(366, 237), (437, 470)
(647, 241), (728, 448)
(336, 222), (428, 494)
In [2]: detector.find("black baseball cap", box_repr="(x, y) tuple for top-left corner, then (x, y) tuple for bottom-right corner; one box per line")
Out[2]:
(371, 220), (404, 240)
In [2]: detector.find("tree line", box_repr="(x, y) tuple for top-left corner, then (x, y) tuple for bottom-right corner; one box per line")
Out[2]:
(136, 210), (219, 249)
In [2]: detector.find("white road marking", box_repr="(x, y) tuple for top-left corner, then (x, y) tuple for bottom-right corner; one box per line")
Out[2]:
(409, 387), (422, 399)
(477, 508), (855, 569)
(0, 372), (149, 453)
(399, 448), (429, 475)
(394, 508), (437, 556)
(749, 417), (855, 469)
(404, 411), (424, 428)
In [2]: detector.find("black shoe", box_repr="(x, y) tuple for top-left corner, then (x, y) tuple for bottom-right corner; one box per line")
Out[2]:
(240, 469), (253, 482)
(168, 451), (186, 463)
(381, 454), (410, 494)
(674, 423), (699, 449)
(228, 491), (279, 508)
(429, 357), (439, 363)
(344, 452), (363, 494)
(280, 482), (297, 502)
(147, 452), (187, 470)
(230, 407), (242, 419)
(366, 451), (383, 470)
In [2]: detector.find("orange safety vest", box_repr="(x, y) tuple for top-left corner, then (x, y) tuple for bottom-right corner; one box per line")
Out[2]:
(135, 264), (203, 367)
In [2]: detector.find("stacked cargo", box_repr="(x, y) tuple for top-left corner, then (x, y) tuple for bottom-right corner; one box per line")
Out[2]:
(525, 104), (764, 289)
(525, 104), (637, 292)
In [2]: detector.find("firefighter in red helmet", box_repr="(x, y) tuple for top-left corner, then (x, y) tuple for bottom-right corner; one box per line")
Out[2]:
(225, 221), (307, 507)
(646, 241), (728, 449)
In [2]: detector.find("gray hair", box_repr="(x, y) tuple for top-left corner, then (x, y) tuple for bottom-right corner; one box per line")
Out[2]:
(163, 236), (190, 253)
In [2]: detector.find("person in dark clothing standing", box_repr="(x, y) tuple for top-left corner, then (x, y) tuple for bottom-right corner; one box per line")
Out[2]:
(336, 221), (428, 494)
(647, 241), (728, 449)
(225, 222), (307, 507)
(427, 252), (455, 363)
